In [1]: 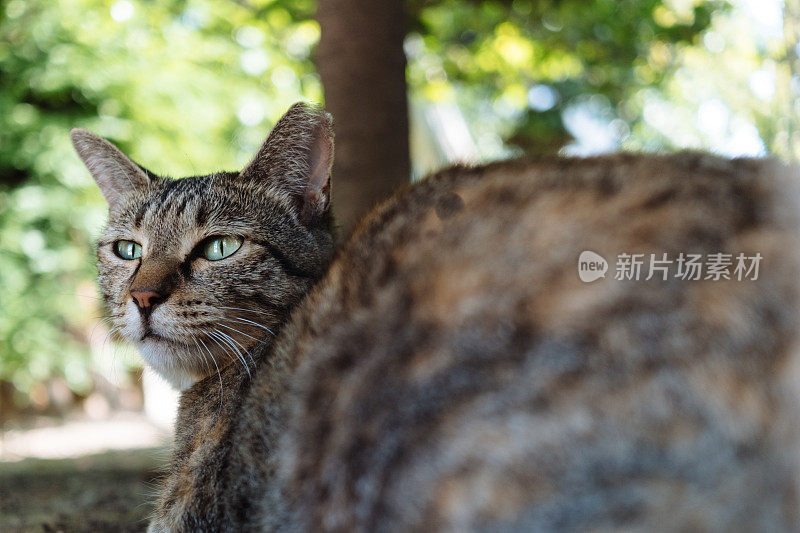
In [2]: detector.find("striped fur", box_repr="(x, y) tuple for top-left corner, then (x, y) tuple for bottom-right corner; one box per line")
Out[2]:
(74, 104), (800, 531)
(272, 154), (800, 531)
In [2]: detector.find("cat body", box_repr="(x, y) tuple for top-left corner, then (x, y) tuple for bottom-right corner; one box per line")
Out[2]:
(72, 104), (800, 532)
(275, 154), (800, 532)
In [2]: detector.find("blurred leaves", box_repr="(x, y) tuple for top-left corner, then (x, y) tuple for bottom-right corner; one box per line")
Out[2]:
(406, 0), (795, 158)
(0, 0), (796, 400)
(0, 0), (320, 399)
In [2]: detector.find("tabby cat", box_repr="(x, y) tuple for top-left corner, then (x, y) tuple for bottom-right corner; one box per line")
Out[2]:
(72, 103), (800, 532)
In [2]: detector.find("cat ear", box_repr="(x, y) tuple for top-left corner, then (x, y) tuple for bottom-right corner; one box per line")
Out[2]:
(240, 102), (334, 226)
(70, 128), (151, 210)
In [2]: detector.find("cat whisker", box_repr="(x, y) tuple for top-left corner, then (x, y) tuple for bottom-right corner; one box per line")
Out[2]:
(59, 292), (104, 301)
(219, 306), (274, 317)
(212, 327), (257, 369)
(217, 323), (268, 346)
(205, 331), (238, 368)
(227, 316), (276, 336)
(93, 313), (124, 321)
(195, 336), (223, 403)
(177, 339), (195, 370)
(203, 334), (227, 363)
(100, 323), (121, 348)
(208, 329), (252, 379)
(100, 325), (130, 385)
(190, 337), (208, 370)
(206, 331), (249, 378)
(190, 335), (212, 374)
(89, 318), (112, 341)
(98, 327), (118, 358)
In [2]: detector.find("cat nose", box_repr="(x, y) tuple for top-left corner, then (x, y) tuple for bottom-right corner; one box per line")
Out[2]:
(130, 289), (164, 312)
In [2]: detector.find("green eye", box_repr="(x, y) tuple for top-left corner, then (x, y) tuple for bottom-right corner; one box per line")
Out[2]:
(202, 235), (243, 261)
(115, 240), (142, 260)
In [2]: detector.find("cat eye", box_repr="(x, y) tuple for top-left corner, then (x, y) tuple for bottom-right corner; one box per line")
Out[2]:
(202, 235), (243, 261)
(114, 240), (142, 260)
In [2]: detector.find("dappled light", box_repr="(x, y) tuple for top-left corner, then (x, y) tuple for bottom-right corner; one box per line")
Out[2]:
(2, 0), (797, 437)
(0, 0), (797, 528)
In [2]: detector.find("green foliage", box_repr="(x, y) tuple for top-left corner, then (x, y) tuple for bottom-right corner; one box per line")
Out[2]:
(407, 0), (793, 158)
(0, 0), (794, 400)
(0, 0), (319, 397)
(406, 0), (725, 153)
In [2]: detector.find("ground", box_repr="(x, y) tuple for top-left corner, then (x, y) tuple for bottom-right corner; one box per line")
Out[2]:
(0, 448), (164, 532)
(0, 415), (169, 532)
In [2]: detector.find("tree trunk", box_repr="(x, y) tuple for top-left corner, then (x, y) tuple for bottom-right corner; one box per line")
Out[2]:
(316, 0), (410, 238)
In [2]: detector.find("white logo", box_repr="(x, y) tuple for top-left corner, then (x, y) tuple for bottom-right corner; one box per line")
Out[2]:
(578, 250), (608, 282)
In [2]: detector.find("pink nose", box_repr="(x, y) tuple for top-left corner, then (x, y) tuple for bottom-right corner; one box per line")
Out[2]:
(130, 290), (162, 309)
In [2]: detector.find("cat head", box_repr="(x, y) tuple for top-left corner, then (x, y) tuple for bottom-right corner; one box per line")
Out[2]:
(71, 102), (335, 389)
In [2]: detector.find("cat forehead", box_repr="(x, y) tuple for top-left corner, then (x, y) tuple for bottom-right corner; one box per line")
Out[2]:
(110, 171), (284, 236)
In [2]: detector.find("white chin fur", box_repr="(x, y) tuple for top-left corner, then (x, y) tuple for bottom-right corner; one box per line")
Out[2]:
(122, 304), (202, 390)
(137, 340), (201, 391)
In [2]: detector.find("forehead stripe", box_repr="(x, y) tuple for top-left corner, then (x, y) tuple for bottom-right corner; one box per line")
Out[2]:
(134, 202), (149, 228)
(174, 196), (188, 214)
(195, 201), (208, 227)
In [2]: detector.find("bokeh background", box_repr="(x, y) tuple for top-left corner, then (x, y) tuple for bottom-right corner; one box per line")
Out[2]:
(0, 0), (798, 528)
